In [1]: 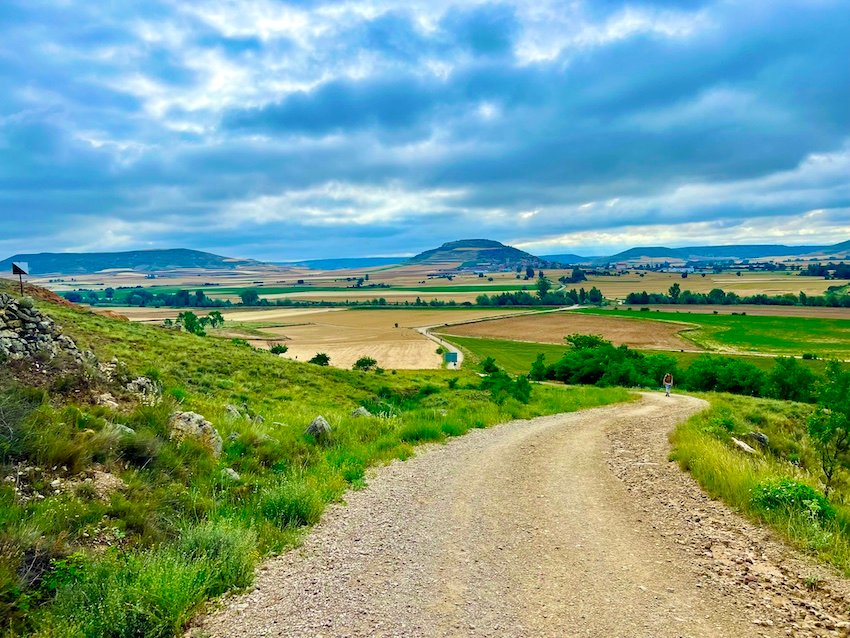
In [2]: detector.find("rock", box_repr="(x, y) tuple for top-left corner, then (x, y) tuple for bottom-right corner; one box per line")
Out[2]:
(306, 415), (332, 440)
(105, 422), (136, 437)
(96, 393), (120, 409)
(748, 432), (769, 447)
(0, 294), (89, 367)
(224, 404), (242, 418)
(221, 468), (241, 482)
(126, 377), (160, 405)
(252, 414), (265, 424)
(731, 437), (758, 455)
(169, 411), (223, 457)
(89, 470), (127, 500)
(351, 406), (372, 418)
(227, 432), (240, 442)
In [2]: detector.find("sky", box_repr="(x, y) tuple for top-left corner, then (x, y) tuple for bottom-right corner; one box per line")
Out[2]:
(1, 0), (849, 261)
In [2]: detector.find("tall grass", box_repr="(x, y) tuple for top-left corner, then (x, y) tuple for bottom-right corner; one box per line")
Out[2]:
(670, 394), (850, 573)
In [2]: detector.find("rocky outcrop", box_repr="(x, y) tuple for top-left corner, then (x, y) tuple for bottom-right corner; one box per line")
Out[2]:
(126, 376), (160, 405)
(306, 415), (332, 440)
(351, 406), (372, 418)
(0, 293), (93, 364)
(168, 411), (223, 457)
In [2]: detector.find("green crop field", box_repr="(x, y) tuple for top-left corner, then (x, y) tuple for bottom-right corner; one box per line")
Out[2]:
(577, 308), (850, 358)
(440, 334), (832, 376)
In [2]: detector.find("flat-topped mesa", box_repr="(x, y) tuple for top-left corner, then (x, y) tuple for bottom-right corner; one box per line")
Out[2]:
(0, 293), (93, 366)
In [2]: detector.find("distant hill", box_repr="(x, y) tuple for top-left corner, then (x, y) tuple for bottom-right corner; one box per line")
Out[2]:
(0, 249), (260, 275)
(407, 239), (546, 269)
(601, 242), (849, 264)
(274, 257), (404, 270)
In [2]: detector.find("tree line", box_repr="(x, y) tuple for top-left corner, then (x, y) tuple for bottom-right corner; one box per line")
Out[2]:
(625, 284), (850, 307)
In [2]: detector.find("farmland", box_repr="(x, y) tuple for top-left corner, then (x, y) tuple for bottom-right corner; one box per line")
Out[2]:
(439, 311), (696, 351)
(577, 308), (850, 358)
(34, 262), (848, 307)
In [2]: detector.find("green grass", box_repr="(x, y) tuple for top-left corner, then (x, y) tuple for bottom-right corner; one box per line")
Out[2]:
(670, 394), (850, 574)
(0, 288), (631, 637)
(577, 308), (850, 358)
(439, 334), (831, 376)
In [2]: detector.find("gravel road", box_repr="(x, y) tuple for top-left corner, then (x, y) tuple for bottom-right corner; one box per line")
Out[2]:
(198, 393), (850, 637)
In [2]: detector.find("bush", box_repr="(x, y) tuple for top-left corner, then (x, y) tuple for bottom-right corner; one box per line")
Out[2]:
(269, 343), (288, 355)
(768, 357), (816, 402)
(751, 478), (834, 522)
(308, 353), (331, 366)
(480, 357), (499, 374)
(353, 356), (377, 371)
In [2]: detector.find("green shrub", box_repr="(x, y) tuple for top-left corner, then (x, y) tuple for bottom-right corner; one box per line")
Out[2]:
(353, 356), (377, 371)
(751, 478), (834, 522)
(269, 343), (288, 355)
(308, 353), (330, 366)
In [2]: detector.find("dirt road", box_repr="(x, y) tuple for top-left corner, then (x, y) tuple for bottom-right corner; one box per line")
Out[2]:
(199, 394), (850, 637)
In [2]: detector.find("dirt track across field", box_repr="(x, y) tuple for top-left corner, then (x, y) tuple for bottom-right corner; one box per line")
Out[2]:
(199, 394), (850, 637)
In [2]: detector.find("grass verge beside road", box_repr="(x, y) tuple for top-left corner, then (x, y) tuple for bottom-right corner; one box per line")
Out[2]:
(670, 394), (850, 575)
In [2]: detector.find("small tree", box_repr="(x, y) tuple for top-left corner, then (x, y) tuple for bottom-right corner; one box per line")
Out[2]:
(240, 289), (260, 305)
(270, 343), (288, 355)
(176, 311), (205, 336)
(206, 311), (224, 328)
(104, 287), (115, 299)
(808, 361), (850, 496)
(309, 352), (331, 366)
(536, 276), (552, 299)
(525, 265), (535, 279)
(480, 356), (500, 374)
(668, 283), (681, 303)
(529, 353), (547, 381)
(353, 356), (378, 371)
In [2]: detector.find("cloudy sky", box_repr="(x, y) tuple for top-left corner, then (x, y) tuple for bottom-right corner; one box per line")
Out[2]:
(1, 0), (849, 260)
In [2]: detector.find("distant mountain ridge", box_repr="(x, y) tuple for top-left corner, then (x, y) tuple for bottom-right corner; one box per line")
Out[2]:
(407, 239), (546, 268)
(0, 249), (259, 275)
(601, 241), (850, 264)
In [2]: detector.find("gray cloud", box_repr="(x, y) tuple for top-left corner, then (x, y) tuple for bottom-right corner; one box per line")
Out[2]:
(1, 0), (849, 260)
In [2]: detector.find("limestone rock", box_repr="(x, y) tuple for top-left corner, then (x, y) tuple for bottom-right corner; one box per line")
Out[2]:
(96, 393), (120, 409)
(126, 376), (160, 405)
(306, 415), (332, 440)
(731, 437), (758, 455)
(351, 406), (372, 418)
(169, 411), (223, 457)
(221, 468), (241, 482)
(748, 432), (769, 447)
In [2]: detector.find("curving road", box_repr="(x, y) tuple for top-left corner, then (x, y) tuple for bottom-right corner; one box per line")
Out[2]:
(199, 393), (850, 637)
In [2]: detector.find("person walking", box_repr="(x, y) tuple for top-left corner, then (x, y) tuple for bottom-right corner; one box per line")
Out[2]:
(662, 372), (673, 397)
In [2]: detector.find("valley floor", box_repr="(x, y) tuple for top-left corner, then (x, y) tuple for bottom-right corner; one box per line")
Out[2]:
(198, 394), (850, 637)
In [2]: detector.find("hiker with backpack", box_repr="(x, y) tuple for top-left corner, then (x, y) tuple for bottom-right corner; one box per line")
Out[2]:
(662, 372), (673, 397)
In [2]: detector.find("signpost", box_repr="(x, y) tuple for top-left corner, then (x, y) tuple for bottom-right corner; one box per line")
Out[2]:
(444, 351), (458, 367)
(12, 262), (28, 296)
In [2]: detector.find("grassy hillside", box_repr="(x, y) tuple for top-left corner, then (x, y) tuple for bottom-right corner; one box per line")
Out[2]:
(0, 285), (630, 637)
(577, 308), (850, 358)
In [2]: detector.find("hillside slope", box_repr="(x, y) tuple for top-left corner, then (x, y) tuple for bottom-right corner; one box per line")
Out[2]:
(0, 248), (260, 275)
(0, 279), (626, 637)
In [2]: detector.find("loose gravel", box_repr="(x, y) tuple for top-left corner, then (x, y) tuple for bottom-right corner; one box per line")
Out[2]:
(197, 393), (850, 637)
